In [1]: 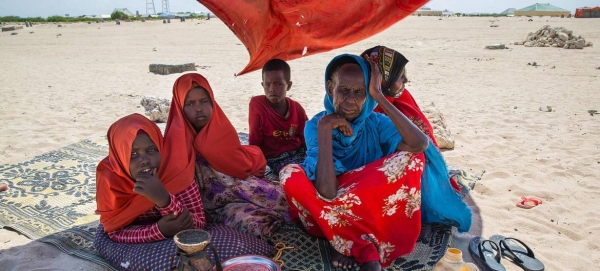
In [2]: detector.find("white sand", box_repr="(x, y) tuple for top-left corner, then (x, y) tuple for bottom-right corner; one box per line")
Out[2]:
(1, 16), (599, 270)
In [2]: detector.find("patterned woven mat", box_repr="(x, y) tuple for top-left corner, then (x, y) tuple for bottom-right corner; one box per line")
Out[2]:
(271, 223), (450, 271)
(0, 137), (112, 269)
(0, 134), (457, 271)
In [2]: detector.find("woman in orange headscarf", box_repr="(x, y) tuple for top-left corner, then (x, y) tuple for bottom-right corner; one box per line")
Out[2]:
(95, 113), (206, 243)
(164, 73), (288, 237)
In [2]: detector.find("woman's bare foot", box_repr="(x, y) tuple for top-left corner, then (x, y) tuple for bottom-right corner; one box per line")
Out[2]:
(359, 261), (381, 271)
(0, 182), (7, 192)
(331, 250), (358, 269)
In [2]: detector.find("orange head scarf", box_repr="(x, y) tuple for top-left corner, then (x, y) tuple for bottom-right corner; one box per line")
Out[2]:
(164, 73), (266, 180)
(95, 113), (190, 232)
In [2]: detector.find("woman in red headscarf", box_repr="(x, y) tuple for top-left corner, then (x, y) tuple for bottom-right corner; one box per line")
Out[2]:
(95, 113), (206, 243)
(163, 73), (288, 237)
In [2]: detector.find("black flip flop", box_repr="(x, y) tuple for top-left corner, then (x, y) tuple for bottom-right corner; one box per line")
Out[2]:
(489, 235), (545, 271)
(469, 237), (506, 271)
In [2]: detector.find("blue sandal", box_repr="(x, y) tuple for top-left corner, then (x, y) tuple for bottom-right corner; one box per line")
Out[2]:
(489, 235), (544, 271)
(469, 237), (506, 271)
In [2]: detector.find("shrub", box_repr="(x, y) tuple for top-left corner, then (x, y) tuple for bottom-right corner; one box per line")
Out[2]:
(0, 15), (98, 23)
(111, 11), (129, 20)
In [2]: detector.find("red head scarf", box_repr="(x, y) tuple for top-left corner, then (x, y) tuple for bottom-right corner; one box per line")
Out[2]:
(164, 73), (266, 180)
(95, 113), (190, 232)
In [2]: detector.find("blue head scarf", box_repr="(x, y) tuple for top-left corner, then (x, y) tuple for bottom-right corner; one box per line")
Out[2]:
(323, 54), (377, 127)
(301, 54), (402, 179)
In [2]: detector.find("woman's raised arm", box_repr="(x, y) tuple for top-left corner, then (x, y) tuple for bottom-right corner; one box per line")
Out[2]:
(364, 55), (429, 153)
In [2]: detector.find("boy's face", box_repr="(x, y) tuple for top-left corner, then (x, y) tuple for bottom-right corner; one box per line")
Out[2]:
(262, 70), (291, 105)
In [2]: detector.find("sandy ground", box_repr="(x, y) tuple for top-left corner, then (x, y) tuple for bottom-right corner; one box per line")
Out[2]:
(1, 16), (599, 270)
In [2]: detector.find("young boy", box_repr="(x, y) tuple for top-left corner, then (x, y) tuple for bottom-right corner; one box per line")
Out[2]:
(249, 59), (308, 174)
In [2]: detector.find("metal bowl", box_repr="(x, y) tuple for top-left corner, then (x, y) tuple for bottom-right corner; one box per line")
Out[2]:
(215, 255), (281, 271)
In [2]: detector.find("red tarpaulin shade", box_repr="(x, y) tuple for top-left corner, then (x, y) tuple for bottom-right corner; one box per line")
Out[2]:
(198, 0), (429, 75)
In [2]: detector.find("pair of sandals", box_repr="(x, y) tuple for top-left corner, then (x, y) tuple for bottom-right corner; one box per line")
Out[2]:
(469, 235), (545, 271)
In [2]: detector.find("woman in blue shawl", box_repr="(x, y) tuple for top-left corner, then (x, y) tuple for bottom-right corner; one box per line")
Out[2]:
(280, 54), (471, 271)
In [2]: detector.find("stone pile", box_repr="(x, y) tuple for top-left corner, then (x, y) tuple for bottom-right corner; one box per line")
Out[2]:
(422, 102), (455, 149)
(513, 25), (593, 49)
(141, 97), (171, 123)
(149, 63), (196, 75)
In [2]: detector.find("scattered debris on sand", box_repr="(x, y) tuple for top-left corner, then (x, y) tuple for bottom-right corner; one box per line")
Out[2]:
(513, 25), (593, 49)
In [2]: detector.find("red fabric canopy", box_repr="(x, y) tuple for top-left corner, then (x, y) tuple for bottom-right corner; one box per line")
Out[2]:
(198, 0), (429, 75)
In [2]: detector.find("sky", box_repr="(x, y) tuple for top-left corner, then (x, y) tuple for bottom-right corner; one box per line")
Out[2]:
(0, 0), (598, 18)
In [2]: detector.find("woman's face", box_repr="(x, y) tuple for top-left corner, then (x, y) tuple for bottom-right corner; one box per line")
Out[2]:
(328, 64), (367, 122)
(183, 87), (213, 132)
(129, 133), (160, 180)
(388, 68), (407, 97)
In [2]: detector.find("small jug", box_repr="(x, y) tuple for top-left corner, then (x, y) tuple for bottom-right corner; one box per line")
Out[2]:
(173, 229), (223, 271)
(433, 248), (480, 271)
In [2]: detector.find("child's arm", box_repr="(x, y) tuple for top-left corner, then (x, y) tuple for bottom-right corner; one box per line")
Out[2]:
(107, 194), (199, 243)
(108, 223), (166, 243)
(168, 181), (206, 229)
(298, 104), (309, 148)
(248, 99), (264, 146)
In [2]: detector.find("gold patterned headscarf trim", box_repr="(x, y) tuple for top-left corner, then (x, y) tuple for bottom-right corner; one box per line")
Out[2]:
(362, 45), (409, 97)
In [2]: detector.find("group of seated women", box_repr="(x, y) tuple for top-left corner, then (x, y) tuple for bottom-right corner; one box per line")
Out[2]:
(95, 46), (471, 271)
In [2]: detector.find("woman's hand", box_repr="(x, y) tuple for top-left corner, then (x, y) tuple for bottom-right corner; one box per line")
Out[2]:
(318, 113), (353, 137)
(133, 168), (170, 208)
(364, 54), (385, 102)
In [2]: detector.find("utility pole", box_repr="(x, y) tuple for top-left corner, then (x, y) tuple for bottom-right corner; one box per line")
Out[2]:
(146, 0), (156, 15)
(162, 0), (170, 13)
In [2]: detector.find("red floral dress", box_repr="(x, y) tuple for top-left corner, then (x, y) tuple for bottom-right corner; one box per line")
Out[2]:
(281, 151), (425, 267)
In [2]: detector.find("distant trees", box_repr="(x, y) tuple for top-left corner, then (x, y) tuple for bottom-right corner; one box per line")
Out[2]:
(47, 16), (74, 22)
(0, 16), (46, 22)
(0, 11), (207, 23)
(111, 11), (129, 20)
(188, 14), (206, 19)
(0, 15), (100, 23)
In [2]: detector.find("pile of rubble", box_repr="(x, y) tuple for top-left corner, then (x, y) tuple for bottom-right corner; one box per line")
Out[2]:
(141, 97), (170, 123)
(422, 102), (455, 149)
(513, 25), (593, 49)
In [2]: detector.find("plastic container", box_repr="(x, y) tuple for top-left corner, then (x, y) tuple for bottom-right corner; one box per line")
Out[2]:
(433, 248), (480, 271)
